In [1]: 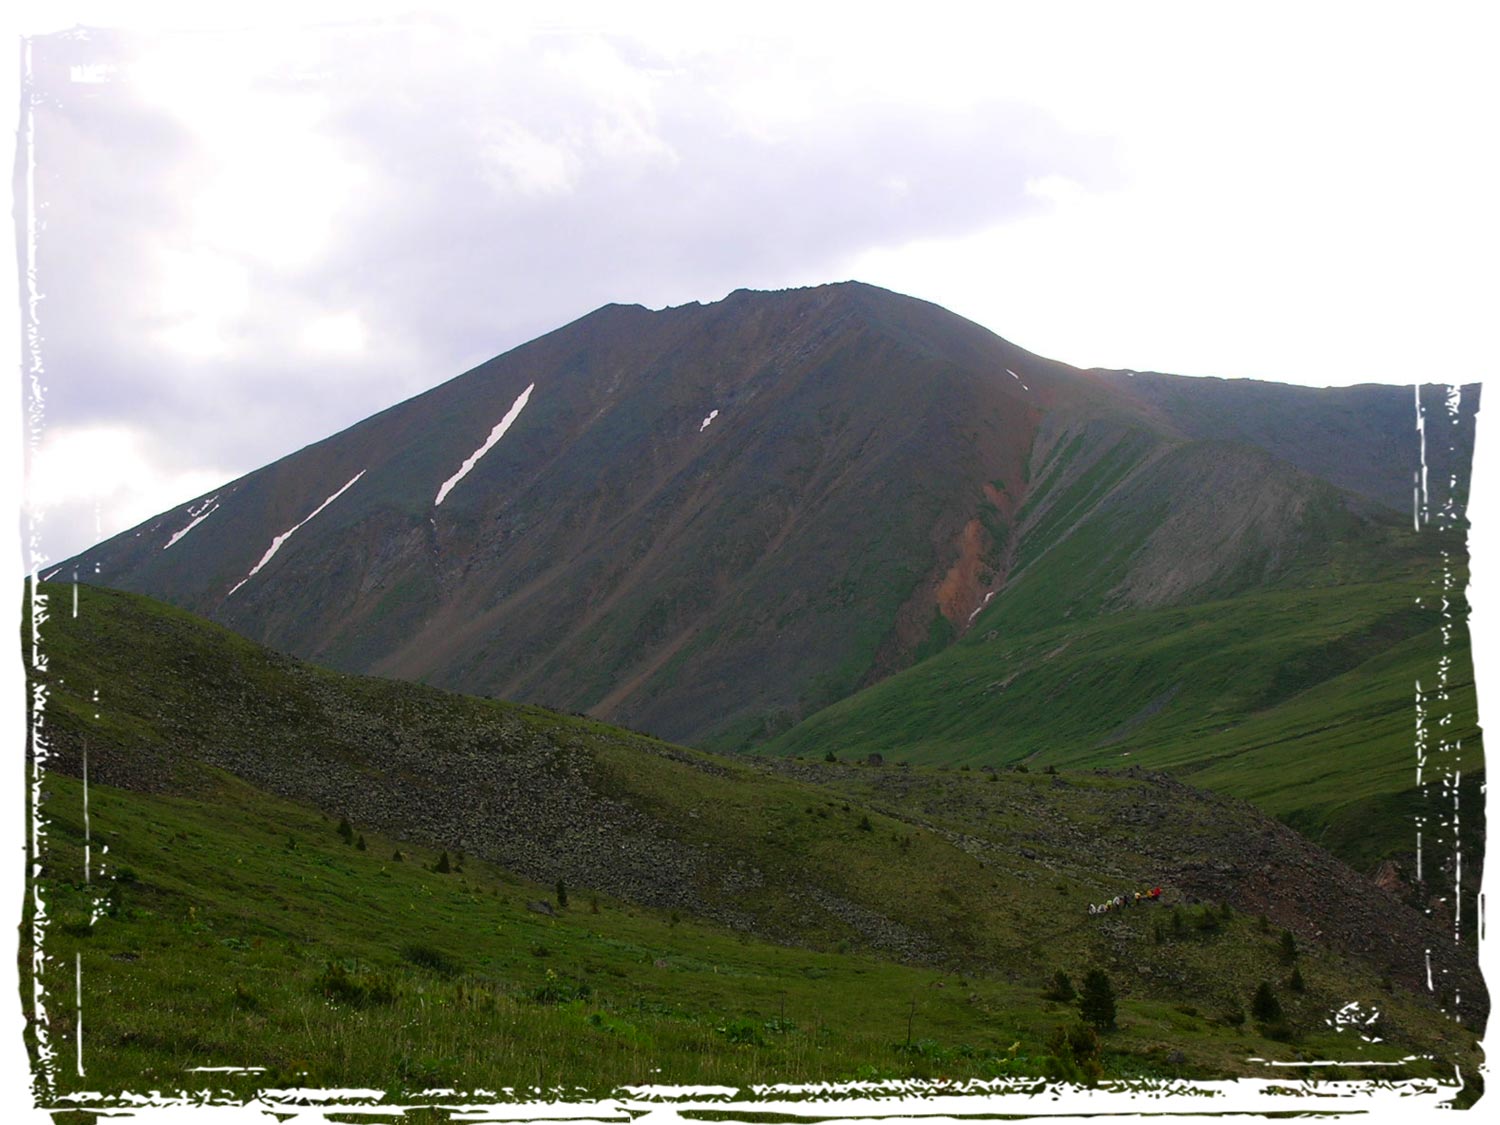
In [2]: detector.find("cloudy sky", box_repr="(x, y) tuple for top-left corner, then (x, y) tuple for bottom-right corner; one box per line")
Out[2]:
(9, 1), (1498, 565)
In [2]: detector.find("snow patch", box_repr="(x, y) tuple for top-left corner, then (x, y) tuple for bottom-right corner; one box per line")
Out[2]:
(434, 383), (535, 506)
(699, 409), (719, 432)
(1004, 368), (1030, 391)
(164, 494), (221, 550)
(226, 471), (365, 597)
(967, 590), (996, 625)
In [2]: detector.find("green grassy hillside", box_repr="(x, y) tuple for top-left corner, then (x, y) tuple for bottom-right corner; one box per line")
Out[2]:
(22, 583), (1485, 1106)
(763, 581), (1480, 869)
(29, 769), (1481, 1105)
(758, 418), (1479, 877)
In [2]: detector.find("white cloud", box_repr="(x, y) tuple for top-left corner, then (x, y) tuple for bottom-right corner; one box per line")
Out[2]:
(128, 31), (371, 270)
(478, 121), (583, 199)
(299, 310), (367, 355)
(150, 246), (250, 356)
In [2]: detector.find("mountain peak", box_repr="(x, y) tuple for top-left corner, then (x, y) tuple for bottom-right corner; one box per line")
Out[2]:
(60, 285), (1472, 761)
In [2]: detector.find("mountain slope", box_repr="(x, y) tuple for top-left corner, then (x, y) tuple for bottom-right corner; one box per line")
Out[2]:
(758, 393), (1479, 867)
(54, 284), (1473, 752)
(23, 582), (1486, 1099)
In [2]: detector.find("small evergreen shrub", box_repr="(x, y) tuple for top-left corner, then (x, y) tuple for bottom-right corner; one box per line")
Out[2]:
(1043, 1022), (1103, 1084)
(1078, 969), (1116, 1030)
(1279, 929), (1298, 964)
(1251, 981), (1283, 1023)
(1044, 970), (1076, 1002)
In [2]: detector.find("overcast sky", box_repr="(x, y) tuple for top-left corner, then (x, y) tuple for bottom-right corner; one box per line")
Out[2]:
(9, 1), (1499, 565)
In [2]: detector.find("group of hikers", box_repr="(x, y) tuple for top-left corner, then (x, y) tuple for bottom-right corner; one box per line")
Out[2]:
(1088, 886), (1162, 915)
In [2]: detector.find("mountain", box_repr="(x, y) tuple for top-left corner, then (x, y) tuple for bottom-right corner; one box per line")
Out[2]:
(51, 283), (1478, 762)
(23, 583), (1486, 1098)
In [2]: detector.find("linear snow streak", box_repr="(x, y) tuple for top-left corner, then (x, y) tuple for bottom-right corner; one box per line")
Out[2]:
(434, 383), (535, 506)
(700, 409), (719, 432)
(226, 471), (365, 597)
(164, 496), (220, 550)
(967, 590), (996, 625)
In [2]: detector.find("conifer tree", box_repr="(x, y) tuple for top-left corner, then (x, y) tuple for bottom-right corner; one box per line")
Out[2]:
(1252, 981), (1283, 1022)
(1078, 969), (1116, 1030)
(1279, 929), (1298, 964)
(1045, 970), (1076, 1002)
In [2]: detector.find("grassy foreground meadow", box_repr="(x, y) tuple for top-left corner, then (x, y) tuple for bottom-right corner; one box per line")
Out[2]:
(25, 766), (1480, 1108)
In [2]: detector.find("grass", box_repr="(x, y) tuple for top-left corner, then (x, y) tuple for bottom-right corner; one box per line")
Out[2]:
(19, 583), (1484, 1108)
(760, 577), (1481, 875)
(25, 769), (1476, 1106)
